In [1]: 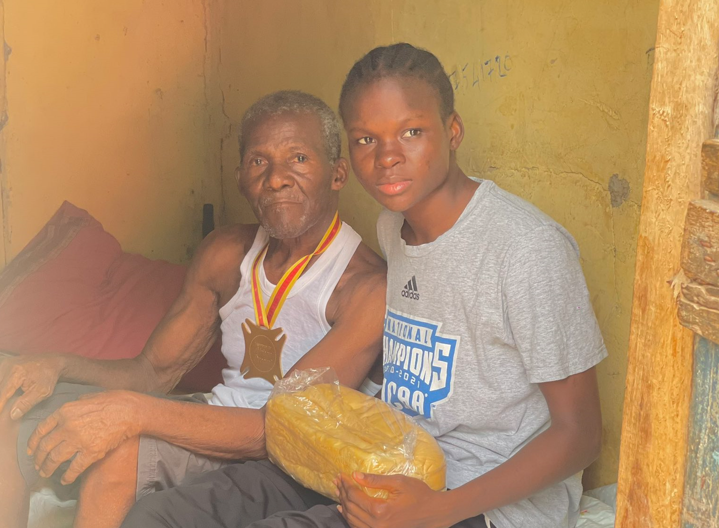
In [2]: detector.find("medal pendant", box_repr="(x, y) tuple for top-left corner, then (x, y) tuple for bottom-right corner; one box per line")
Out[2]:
(240, 319), (287, 384)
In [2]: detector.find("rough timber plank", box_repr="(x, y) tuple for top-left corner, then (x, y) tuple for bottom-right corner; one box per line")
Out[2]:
(677, 282), (719, 344)
(681, 200), (719, 287)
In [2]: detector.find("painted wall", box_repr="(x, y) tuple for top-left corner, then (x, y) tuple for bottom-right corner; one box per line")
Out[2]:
(0, 0), (224, 265)
(218, 0), (660, 488)
(217, 1), (385, 249)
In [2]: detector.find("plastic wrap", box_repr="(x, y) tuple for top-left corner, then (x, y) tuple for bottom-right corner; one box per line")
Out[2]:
(265, 368), (446, 500)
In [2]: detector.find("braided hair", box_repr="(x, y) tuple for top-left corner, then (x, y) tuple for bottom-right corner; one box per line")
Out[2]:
(339, 43), (454, 122)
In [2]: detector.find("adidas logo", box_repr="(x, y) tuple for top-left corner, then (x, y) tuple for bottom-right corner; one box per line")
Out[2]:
(401, 275), (420, 300)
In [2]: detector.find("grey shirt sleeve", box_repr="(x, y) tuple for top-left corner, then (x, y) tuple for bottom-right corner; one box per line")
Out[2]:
(503, 225), (607, 384)
(376, 208), (392, 260)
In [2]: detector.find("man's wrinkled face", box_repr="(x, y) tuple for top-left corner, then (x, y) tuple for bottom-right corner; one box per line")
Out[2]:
(238, 112), (339, 239)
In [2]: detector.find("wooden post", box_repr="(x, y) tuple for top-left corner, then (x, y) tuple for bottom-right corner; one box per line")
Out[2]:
(615, 1), (719, 527)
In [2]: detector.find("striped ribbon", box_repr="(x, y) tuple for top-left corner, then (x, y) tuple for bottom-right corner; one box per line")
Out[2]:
(251, 212), (341, 328)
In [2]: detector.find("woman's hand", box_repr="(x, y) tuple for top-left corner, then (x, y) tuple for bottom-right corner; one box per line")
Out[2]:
(336, 472), (450, 528)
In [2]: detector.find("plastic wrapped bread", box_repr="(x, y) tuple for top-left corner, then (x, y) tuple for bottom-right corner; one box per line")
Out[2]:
(265, 368), (446, 500)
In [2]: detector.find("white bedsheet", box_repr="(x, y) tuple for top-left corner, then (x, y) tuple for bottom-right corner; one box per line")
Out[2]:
(28, 488), (76, 528)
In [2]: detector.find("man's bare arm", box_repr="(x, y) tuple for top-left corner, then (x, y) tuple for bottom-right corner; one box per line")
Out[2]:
(119, 245), (387, 458)
(120, 246), (387, 460)
(27, 390), (266, 484)
(290, 244), (387, 389)
(0, 225), (253, 418)
(26, 242), (387, 481)
(337, 368), (603, 528)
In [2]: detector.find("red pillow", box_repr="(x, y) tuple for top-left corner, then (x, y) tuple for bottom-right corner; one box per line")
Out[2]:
(0, 201), (224, 392)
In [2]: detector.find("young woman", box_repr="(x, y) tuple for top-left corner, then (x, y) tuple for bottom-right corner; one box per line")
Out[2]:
(335, 43), (606, 528)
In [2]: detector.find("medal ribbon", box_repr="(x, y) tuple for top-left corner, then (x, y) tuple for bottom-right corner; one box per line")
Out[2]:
(251, 212), (341, 328)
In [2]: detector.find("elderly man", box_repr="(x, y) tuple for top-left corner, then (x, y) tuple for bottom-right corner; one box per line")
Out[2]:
(0, 91), (386, 528)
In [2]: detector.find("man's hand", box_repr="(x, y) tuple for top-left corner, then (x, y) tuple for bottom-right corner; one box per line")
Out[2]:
(0, 355), (64, 419)
(27, 390), (143, 484)
(336, 473), (448, 528)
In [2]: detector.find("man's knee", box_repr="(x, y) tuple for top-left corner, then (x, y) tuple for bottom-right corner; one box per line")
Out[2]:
(0, 398), (36, 488)
(7, 385), (103, 489)
(0, 401), (20, 442)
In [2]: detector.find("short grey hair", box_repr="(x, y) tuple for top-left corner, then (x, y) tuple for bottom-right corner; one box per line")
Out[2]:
(239, 90), (341, 164)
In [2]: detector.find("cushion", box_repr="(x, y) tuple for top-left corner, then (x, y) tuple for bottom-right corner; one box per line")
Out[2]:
(0, 201), (225, 392)
(265, 369), (446, 500)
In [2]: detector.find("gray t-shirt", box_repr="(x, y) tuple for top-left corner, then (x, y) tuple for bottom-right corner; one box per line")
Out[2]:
(377, 180), (607, 528)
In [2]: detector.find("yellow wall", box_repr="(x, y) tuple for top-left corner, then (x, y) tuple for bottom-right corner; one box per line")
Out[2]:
(219, 0), (660, 488)
(217, 1), (385, 249)
(0, 0), (224, 265)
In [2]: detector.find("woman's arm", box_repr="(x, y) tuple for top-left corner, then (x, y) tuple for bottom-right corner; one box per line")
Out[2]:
(337, 367), (602, 528)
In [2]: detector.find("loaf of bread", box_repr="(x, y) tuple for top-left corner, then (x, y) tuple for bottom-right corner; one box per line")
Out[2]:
(265, 371), (446, 500)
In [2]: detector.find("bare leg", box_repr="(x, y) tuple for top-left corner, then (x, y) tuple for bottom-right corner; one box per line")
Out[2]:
(0, 401), (31, 528)
(73, 437), (139, 528)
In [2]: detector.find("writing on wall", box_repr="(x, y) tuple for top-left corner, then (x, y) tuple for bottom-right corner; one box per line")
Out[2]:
(448, 55), (513, 92)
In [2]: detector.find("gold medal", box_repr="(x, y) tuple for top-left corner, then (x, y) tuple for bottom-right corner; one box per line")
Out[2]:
(241, 212), (342, 384)
(240, 319), (286, 384)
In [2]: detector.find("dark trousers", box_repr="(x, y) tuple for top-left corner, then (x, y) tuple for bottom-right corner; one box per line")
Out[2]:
(121, 460), (494, 528)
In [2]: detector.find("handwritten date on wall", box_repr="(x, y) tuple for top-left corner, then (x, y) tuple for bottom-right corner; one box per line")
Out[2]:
(448, 55), (512, 92)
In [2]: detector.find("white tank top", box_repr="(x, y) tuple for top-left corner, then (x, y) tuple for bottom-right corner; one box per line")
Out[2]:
(209, 222), (362, 409)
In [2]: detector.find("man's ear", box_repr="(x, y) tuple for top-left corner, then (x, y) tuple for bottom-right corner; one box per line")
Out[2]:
(447, 111), (465, 151)
(331, 158), (350, 191)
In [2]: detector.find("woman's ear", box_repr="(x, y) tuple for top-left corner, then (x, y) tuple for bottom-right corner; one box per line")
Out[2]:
(447, 111), (465, 151)
(331, 158), (350, 191)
